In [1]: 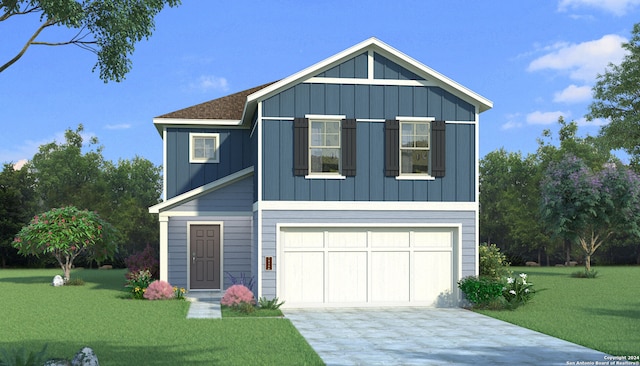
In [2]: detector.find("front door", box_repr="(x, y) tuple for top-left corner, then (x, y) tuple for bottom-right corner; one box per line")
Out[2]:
(190, 224), (221, 289)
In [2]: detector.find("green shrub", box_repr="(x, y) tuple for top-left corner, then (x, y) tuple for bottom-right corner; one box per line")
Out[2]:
(479, 243), (511, 280)
(258, 297), (285, 310)
(571, 269), (598, 278)
(0, 345), (48, 366)
(237, 302), (256, 314)
(124, 269), (153, 299)
(66, 278), (85, 286)
(457, 276), (503, 306)
(502, 273), (535, 308)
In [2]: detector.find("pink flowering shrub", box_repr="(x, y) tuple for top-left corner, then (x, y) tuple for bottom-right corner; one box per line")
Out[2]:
(221, 284), (255, 307)
(144, 280), (175, 300)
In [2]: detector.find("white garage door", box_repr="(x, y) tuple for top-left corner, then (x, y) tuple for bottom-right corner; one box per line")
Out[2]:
(279, 226), (457, 307)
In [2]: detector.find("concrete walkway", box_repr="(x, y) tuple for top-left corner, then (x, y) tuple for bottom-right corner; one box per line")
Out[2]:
(284, 307), (609, 366)
(186, 291), (223, 319)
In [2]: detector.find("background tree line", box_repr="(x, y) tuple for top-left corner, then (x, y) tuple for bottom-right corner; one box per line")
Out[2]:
(480, 23), (640, 268)
(0, 125), (161, 268)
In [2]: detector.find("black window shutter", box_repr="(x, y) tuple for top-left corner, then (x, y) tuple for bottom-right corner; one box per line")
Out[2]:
(293, 118), (309, 176)
(385, 119), (399, 176)
(431, 120), (446, 178)
(341, 119), (357, 176)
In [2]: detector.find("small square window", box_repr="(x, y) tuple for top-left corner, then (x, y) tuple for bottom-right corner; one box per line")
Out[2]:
(190, 133), (219, 163)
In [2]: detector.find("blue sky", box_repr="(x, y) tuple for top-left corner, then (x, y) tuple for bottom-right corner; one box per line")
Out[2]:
(2, 0), (639, 169)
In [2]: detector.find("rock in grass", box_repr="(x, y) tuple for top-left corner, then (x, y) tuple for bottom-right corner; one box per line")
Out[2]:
(71, 347), (99, 366)
(52, 275), (64, 287)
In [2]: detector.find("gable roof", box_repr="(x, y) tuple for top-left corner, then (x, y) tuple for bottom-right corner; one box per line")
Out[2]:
(154, 37), (492, 133)
(241, 37), (493, 125)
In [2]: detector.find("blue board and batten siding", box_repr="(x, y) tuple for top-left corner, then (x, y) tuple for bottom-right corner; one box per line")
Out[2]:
(164, 176), (253, 290)
(259, 210), (477, 299)
(165, 128), (252, 199)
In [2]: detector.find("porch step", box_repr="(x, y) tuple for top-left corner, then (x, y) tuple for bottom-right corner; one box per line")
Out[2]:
(186, 291), (223, 319)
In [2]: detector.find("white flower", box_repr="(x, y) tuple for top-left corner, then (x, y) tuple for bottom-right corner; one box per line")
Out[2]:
(509, 290), (516, 295)
(502, 287), (506, 291)
(507, 277), (514, 284)
(519, 273), (527, 279)
(524, 289), (530, 293)
(522, 279), (527, 285)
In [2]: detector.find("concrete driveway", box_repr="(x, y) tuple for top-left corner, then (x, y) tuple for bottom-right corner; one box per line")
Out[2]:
(284, 308), (609, 366)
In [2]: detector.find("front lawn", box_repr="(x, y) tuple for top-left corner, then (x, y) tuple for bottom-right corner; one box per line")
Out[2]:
(0, 269), (323, 365)
(475, 266), (640, 356)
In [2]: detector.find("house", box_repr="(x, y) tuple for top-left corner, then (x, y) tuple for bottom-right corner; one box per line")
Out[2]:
(149, 38), (492, 308)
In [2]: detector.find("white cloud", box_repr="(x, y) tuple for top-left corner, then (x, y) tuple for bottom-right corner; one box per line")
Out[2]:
(527, 111), (569, 125)
(104, 123), (131, 130)
(13, 159), (27, 170)
(189, 75), (229, 92)
(553, 84), (592, 103)
(501, 120), (523, 130)
(576, 117), (609, 127)
(527, 34), (627, 82)
(558, 0), (640, 16)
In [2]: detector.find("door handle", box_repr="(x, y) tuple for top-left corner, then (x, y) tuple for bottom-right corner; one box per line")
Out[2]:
(192, 252), (196, 263)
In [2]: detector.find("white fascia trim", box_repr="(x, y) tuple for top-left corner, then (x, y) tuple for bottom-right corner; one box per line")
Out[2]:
(148, 166), (254, 213)
(159, 211), (252, 218)
(244, 37), (492, 113)
(304, 77), (438, 87)
(259, 200), (477, 211)
(153, 118), (244, 126)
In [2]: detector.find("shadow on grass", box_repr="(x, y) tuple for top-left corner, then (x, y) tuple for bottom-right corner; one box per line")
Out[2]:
(0, 276), (53, 285)
(583, 306), (640, 320)
(0, 340), (226, 365)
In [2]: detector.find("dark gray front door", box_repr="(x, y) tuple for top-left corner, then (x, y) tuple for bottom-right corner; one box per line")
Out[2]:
(190, 225), (221, 289)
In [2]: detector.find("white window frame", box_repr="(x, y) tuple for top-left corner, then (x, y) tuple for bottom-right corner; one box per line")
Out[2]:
(189, 132), (220, 163)
(398, 117), (434, 180)
(306, 114), (345, 179)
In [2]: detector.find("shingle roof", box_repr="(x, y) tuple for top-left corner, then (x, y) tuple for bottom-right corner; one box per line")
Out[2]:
(156, 81), (277, 120)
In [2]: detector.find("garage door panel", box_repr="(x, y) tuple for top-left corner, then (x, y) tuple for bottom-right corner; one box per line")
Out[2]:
(371, 252), (410, 302)
(414, 229), (453, 248)
(283, 229), (324, 248)
(370, 229), (410, 248)
(414, 251), (452, 304)
(327, 252), (367, 302)
(327, 230), (367, 248)
(283, 252), (324, 303)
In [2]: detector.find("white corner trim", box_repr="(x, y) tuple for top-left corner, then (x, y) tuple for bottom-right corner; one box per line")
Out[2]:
(149, 166), (254, 213)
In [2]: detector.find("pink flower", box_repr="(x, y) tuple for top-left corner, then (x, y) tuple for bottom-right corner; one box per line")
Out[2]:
(221, 285), (256, 307)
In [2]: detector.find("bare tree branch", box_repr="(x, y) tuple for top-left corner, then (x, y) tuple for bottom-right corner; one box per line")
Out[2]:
(0, 17), (55, 74)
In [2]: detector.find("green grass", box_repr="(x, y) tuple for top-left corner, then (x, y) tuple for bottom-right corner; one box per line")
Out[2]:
(0, 269), (323, 365)
(221, 306), (284, 318)
(476, 266), (640, 356)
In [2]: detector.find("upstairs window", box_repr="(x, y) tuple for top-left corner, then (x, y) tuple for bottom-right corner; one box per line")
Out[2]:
(310, 120), (341, 174)
(190, 133), (219, 163)
(400, 122), (430, 175)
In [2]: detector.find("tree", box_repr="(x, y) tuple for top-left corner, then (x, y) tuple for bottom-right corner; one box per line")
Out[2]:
(540, 155), (640, 272)
(13, 206), (117, 280)
(27, 124), (106, 211)
(588, 23), (640, 167)
(0, 164), (36, 267)
(102, 156), (162, 254)
(1, 0), (181, 82)
(479, 149), (550, 264)
(536, 117), (614, 265)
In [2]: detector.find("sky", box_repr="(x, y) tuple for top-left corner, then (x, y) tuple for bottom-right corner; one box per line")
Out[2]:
(2, 0), (639, 169)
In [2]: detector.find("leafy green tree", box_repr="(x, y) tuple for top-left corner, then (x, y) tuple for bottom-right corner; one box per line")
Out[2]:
(588, 23), (640, 168)
(13, 206), (117, 280)
(479, 149), (550, 264)
(27, 124), (106, 211)
(0, 164), (36, 267)
(536, 117), (615, 264)
(102, 156), (162, 254)
(541, 155), (640, 272)
(1, 0), (181, 82)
